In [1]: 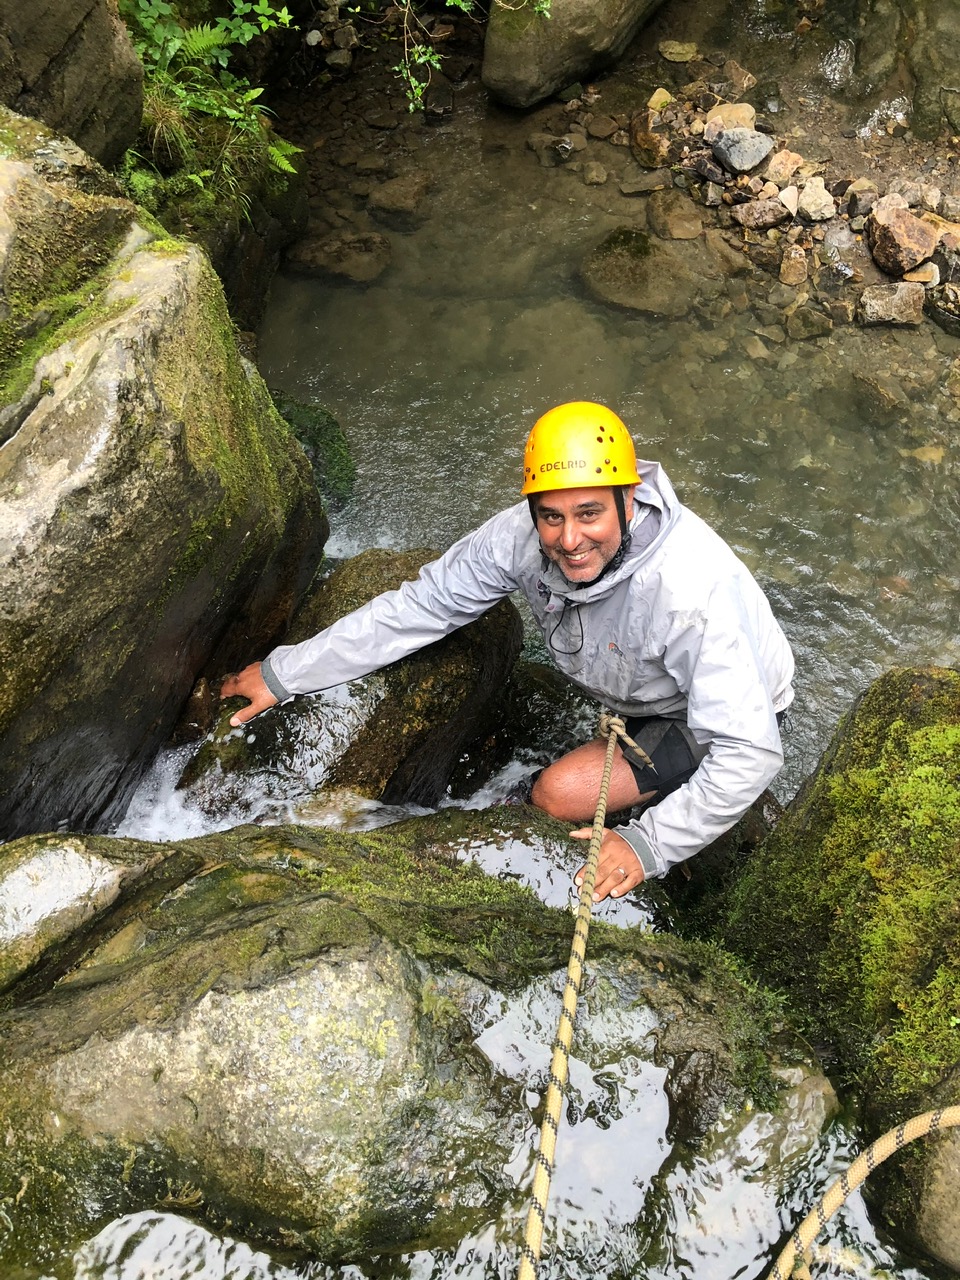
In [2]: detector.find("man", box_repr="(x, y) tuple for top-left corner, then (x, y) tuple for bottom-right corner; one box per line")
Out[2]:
(222, 402), (795, 902)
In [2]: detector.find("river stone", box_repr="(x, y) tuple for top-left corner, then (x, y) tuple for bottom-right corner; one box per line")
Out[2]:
(481, 0), (669, 109)
(0, 145), (325, 839)
(797, 175), (836, 222)
(785, 304), (833, 340)
(0, 0), (142, 167)
(764, 149), (803, 187)
(845, 177), (879, 219)
(580, 225), (748, 318)
(629, 108), (672, 168)
(619, 164), (672, 194)
(284, 229), (391, 284)
(177, 548), (523, 816)
(866, 194), (940, 275)
(731, 198), (792, 231)
(658, 40), (698, 62)
(0, 816), (827, 1267)
(705, 102), (757, 131)
(646, 189), (702, 239)
(367, 171), (431, 230)
(711, 127), (774, 174)
(716, 666), (960, 1271)
(779, 244), (808, 285)
(857, 281), (926, 326)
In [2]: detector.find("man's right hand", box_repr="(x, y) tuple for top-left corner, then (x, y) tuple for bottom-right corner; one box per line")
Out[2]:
(220, 662), (279, 727)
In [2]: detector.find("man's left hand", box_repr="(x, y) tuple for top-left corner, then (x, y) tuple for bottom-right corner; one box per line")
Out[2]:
(570, 827), (644, 901)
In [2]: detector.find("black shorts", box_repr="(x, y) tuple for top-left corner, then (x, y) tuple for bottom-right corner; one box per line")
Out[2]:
(618, 711), (786, 813)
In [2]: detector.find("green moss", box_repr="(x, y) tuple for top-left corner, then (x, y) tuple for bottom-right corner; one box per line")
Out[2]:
(270, 390), (356, 506)
(720, 668), (960, 1110)
(599, 227), (653, 259)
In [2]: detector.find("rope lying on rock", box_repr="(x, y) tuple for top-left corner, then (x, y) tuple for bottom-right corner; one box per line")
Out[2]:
(766, 1105), (960, 1280)
(517, 712), (644, 1280)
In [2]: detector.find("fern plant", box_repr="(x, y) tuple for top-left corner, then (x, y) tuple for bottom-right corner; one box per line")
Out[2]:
(118, 0), (300, 229)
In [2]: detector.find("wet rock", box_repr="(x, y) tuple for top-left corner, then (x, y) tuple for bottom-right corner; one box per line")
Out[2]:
(0, 0), (142, 167)
(705, 102), (757, 131)
(924, 281), (960, 337)
(424, 75), (454, 123)
(659, 39), (698, 62)
(845, 177), (879, 219)
(647, 189), (702, 239)
(582, 160), (608, 185)
(179, 549), (523, 813)
(0, 834), (167, 994)
(0, 816), (823, 1266)
(580, 225), (747, 318)
(854, 369), (912, 419)
(586, 114), (619, 139)
(717, 666), (960, 1272)
(527, 131), (569, 167)
(285, 229), (392, 284)
(797, 176), (836, 221)
(866, 194), (940, 275)
(629, 108), (672, 168)
(903, 261), (940, 286)
(722, 59), (757, 96)
(785, 304), (833, 340)
(765, 149), (803, 187)
(731, 198), (792, 231)
(857, 281), (926, 326)
(0, 125), (324, 839)
(711, 127), (774, 174)
(367, 171), (432, 230)
(688, 151), (727, 185)
(779, 244), (808, 285)
(647, 87), (673, 110)
(362, 108), (399, 130)
(482, 0), (669, 109)
(619, 164), (673, 194)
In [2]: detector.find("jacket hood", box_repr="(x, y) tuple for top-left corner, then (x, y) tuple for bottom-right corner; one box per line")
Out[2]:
(534, 461), (681, 609)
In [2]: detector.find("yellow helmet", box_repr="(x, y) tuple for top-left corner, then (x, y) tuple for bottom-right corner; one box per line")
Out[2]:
(521, 401), (641, 495)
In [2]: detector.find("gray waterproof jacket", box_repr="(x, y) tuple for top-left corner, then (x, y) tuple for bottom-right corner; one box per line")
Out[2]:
(262, 463), (795, 878)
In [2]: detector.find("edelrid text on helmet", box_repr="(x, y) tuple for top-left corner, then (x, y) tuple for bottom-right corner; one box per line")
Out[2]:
(521, 402), (642, 495)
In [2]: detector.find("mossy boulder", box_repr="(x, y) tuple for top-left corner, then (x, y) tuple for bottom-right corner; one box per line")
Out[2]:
(718, 666), (960, 1270)
(0, 115), (326, 839)
(0, 814), (829, 1270)
(482, 0), (669, 109)
(179, 548), (523, 818)
(580, 226), (749, 318)
(270, 390), (356, 507)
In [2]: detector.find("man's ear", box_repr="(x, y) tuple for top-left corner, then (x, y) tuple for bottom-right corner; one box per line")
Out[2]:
(624, 485), (637, 520)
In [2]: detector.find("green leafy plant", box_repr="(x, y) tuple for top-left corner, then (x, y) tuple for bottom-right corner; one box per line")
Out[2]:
(118, 0), (300, 228)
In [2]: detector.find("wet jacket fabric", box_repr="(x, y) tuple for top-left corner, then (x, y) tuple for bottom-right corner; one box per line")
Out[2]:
(262, 463), (795, 878)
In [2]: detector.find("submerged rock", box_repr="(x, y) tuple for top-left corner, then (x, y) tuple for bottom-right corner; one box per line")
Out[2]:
(580, 225), (749, 318)
(0, 814), (830, 1269)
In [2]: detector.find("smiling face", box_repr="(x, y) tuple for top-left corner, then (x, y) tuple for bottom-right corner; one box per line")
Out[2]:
(533, 486), (635, 583)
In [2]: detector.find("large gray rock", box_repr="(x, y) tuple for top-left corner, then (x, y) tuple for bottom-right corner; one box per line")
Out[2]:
(482, 0), (668, 109)
(0, 817), (836, 1269)
(0, 120), (326, 839)
(0, 0), (142, 167)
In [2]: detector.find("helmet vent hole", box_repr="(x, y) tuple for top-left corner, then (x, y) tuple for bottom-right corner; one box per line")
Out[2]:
(595, 466), (602, 474)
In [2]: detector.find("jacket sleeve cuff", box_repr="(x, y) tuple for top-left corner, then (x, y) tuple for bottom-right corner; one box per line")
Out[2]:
(261, 656), (292, 703)
(617, 826), (661, 879)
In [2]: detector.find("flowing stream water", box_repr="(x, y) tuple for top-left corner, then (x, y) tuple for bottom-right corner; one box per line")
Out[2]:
(97, 2), (960, 1278)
